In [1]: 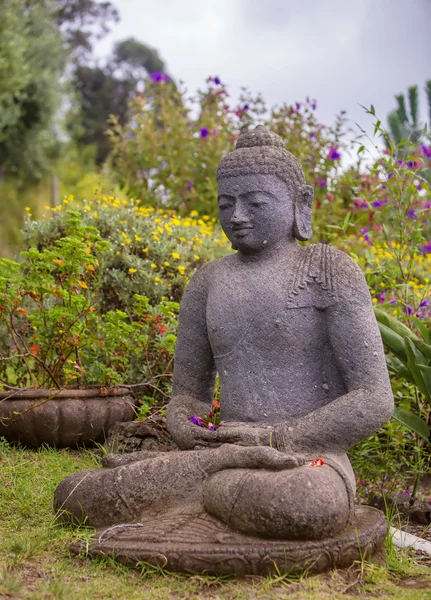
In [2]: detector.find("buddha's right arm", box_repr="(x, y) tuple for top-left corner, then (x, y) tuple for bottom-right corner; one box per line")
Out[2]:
(166, 264), (218, 449)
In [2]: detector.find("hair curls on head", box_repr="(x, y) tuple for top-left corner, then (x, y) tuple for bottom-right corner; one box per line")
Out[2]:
(216, 126), (306, 193)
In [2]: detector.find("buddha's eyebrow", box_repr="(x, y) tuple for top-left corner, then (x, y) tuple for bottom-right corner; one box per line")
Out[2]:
(217, 194), (235, 202)
(240, 190), (275, 200)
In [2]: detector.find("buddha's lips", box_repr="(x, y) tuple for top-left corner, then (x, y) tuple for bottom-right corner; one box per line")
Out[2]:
(232, 226), (253, 235)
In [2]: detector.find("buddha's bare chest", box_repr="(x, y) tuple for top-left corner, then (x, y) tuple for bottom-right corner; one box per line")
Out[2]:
(206, 271), (328, 360)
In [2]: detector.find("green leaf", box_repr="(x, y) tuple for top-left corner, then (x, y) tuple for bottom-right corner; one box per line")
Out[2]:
(405, 338), (428, 398)
(412, 338), (431, 362)
(413, 317), (431, 343)
(377, 322), (408, 363)
(385, 355), (414, 383)
(357, 145), (365, 154)
(416, 363), (431, 401)
(393, 408), (429, 441)
(374, 308), (419, 341)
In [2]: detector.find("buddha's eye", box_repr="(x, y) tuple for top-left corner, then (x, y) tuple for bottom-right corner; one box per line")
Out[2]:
(249, 200), (267, 207)
(219, 203), (232, 210)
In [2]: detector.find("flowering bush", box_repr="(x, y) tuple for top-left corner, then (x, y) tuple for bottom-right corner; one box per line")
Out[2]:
(0, 211), (178, 402)
(22, 194), (231, 312)
(107, 77), (348, 224)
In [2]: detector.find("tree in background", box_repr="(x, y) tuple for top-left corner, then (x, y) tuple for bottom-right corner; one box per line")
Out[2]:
(386, 81), (431, 152)
(0, 0), (66, 181)
(71, 38), (168, 164)
(55, 0), (119, 59)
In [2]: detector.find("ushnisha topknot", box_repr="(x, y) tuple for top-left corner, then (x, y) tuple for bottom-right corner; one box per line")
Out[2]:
(216, 125), (306, 193)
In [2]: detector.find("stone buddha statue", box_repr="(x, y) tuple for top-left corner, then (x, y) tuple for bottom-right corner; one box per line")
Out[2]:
(55, 126), (393, 575)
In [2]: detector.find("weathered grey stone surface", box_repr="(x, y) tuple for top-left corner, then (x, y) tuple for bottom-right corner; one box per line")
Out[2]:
(105, 416), (176, 454)
(72, 506), (387, 577)
(55, 126), (393, 574)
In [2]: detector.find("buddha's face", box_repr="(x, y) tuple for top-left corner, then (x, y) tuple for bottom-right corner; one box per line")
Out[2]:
(218, 174), (295, 254)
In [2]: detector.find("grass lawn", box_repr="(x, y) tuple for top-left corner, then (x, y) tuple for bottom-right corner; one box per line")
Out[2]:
(0, 439), (430, 600)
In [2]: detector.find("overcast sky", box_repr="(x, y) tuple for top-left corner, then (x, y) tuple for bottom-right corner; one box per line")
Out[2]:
(95, 0), (431, 142)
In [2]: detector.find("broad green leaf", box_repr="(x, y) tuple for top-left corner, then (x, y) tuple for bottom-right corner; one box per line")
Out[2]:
(378, 322), (407, 362)
(393, 408), (429, 441)
(417, 363), (431, 401)
(385, 355), (414, 383)
(412, 338), (431, 362)
(405, 338), (428, 398)
(413, 317), (431, 343)
(374, 308), (419, 341)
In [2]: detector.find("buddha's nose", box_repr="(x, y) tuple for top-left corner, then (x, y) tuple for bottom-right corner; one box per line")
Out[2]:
(230, 203), (250, 225)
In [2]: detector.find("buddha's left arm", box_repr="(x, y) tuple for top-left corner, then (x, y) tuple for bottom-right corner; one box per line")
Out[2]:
(275, 251), (394, 455)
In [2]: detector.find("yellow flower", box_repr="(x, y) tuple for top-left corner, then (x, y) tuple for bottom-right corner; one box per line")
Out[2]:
(142, 248), (149, 253)
(177, 265), (186, 275)
(86, 265), (95, 272)
(129, 268), (137, 274)
(164, 261), (170, 266)
(193, 255), (200, 260)
(53, 259), (65, 267)
(190, 210), (199, 217)
(44, 205), (51, 210)
(84, 205), (91, 211)
(154, 276), (162, 283)
(172, 252), (180, 260)
(150, 263), (157, 269)
(84, 247), (91, 254)
(25, 207), (31, 212)
(135, 235), (141, 242)
(78, 281), (88, 289)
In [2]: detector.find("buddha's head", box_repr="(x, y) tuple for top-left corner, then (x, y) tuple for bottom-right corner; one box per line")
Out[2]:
(216, 126), (313, 253)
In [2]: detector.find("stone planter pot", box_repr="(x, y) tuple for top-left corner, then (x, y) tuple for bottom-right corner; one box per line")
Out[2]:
(0, 387), (135, 448)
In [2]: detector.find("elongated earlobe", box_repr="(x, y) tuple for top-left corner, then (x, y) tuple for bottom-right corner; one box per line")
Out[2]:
(293, 185), (313, 241)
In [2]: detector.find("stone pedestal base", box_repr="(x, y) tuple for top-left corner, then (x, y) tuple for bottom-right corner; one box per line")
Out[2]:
(71, 506), (387, 576)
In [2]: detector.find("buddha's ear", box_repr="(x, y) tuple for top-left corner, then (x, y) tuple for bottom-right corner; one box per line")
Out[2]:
(293, 185), (313, 241)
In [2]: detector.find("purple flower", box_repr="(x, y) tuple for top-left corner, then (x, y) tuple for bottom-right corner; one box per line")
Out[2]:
(243, 104), (249, 111)
(328, 147), (341, 161)
(361, 227), (374, 246)
(214, 76), (221, 85)
(378, 292), (386, 303)
(207, 423), (217, 432)
(211, 128), (218, 136)
(387, 172), (394, 180)
(311, 101), (317, 110)
(150, 72), (169, 83)
(389, 296), (398, 306)
(186, 180), (194, 191)
(406, 306), (413, 316)
(317, 177), (327, 188)
(199, 127), (209, 138)
(295, 102), (301, 110)
(420, 145), (431, 158)
(407, 160), (419, 169)
(189, 415), (203, 427)
(407, 209), (416, 219)
(309, 132), (316, 139)
(397, 159), (404, 165)
(372, 200), (384, 208)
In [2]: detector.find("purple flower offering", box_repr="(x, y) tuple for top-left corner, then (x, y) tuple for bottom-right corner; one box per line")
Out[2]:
(189, 415), (203, 427)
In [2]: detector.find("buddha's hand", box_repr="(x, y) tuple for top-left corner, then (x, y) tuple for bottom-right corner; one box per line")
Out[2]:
(166, 395), (219, 450)
(196, 421), (274, 449)
(214, 444), (304, 471)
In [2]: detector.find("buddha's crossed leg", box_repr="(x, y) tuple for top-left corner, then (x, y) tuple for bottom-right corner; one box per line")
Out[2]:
(55, 445), (353, 539)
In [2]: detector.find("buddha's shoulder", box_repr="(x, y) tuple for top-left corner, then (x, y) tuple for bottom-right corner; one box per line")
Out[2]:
(306, 244), (364, 276)
(304, 244), (369, 301)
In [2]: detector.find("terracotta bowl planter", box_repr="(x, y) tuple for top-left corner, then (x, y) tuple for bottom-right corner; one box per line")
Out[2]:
(0, 387), (135, 448)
